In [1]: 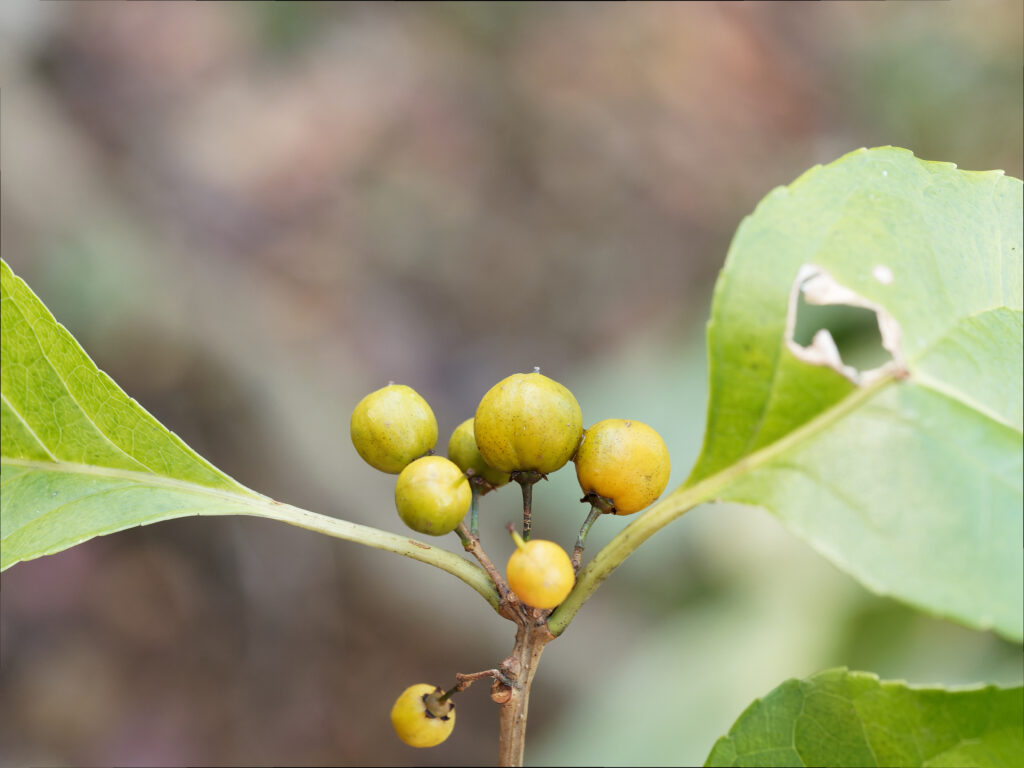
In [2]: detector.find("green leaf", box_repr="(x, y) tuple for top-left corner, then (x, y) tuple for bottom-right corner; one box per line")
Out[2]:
(705, 668), (1024, 768)
(687, 147), (1023, 640)
(0, 260), (497, 608)
(552, 148), (1023, 641)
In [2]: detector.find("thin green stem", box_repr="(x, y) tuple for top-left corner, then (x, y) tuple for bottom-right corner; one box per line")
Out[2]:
(0, 458), (502, 612)
(437, 681), (462, 704)
(571, 505), (603, 573)
(249, 501), (504, 611)
(548, 474), (724, 635)
(439, 685), (458, 703)
(521, 480), (533, 540)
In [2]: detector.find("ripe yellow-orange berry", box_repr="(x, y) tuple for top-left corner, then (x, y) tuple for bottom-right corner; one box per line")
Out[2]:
(574, 419), (670, 514)
(390, 684), (455, 748)
(506, 532), (575, 609)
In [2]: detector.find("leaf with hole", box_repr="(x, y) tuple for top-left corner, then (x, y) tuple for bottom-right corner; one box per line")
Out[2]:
(552, 148), (1022, 642)
(684, 147), (1023, 641)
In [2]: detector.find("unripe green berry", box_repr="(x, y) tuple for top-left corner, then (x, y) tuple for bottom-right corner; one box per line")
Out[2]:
(474, 371), (583, 474)
(350, 384), (437, 474)
(390, 684), (455, 748)
(574, 419), (670, 514)
(395, 456), (471, 536)
(447, 417), (510, 489)
(506, 532), (575, 609)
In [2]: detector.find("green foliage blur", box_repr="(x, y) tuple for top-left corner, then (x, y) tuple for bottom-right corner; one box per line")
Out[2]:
(1, 2), (1020, 765)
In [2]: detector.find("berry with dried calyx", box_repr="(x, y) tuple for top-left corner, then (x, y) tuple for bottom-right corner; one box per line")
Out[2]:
(390, 684), (455, 748)
(574, 418), (670, 514)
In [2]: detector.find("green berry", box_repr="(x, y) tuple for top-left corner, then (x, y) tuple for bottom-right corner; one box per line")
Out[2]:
(395, 456), (471, 535)
(474, 371), (583, 474)
(350, 384), (437, 474)
(447, 418), (510, 489)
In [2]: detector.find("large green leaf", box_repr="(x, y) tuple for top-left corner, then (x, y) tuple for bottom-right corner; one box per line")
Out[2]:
(687, 147), (1023, 640)
(553, 148), (1022, 640)
(705, 668), (1024, 768)
(0, 259), (497, 607)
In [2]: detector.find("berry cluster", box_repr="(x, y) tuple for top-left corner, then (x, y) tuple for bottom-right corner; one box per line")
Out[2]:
(351, 369), (670, 748)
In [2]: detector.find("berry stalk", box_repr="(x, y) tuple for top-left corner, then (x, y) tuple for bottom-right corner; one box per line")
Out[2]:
(457, 522), (519, 613)
(571, 504), (603, 573)
(512, 470), (544, 541)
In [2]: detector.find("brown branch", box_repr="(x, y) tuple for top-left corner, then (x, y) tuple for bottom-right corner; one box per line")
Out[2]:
(439, 668), (511, 702)
(496, 620), (554, 766)
(457, 522), (522, 619)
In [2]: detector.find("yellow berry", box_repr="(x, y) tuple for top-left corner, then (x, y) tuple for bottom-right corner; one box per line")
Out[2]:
(390, 684), (455, 748)
(395, 456), (471, 535)
(574, 419), (670, 514)
(350, 384), (437, 474)
(506, 535), (575, 609)
(447, 418), (510, 489)
(474, 371), (583, 474)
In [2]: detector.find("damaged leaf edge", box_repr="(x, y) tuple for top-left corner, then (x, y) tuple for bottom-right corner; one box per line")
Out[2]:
(785, 263), (908, 386)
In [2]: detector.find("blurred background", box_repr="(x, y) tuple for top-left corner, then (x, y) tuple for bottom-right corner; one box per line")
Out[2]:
(1, 2), (1021, 765)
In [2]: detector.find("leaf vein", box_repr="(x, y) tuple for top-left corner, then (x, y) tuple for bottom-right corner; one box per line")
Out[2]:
(6, 291), (152, 473)
(0, 391), (57, 461)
